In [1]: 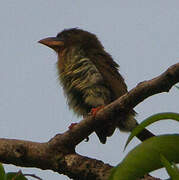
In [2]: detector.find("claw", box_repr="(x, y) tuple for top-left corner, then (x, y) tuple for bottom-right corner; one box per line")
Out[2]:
(85, 137), (89, 142)
(91, 106), (104, 116)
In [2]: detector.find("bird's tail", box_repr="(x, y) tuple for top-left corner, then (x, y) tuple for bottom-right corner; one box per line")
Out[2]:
(118, 114), (155, 142)
(95, 113), (155, 144)
(135, 122), (155, 141)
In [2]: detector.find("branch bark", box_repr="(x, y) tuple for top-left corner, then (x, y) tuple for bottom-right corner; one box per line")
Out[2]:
(1, 63), (179, 180)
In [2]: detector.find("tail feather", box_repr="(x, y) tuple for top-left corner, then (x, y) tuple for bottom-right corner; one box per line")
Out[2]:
(136, 127), (155, 141)
(95, 115), (155, 143)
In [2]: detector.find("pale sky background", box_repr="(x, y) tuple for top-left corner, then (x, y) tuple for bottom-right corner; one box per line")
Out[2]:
(0, 1), (179, 180)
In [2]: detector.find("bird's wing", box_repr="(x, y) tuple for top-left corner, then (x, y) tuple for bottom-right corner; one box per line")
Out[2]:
(90, 53), (128, 99)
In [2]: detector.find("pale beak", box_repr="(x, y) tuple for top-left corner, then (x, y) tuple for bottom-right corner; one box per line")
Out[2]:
(38, 37), (64, 50)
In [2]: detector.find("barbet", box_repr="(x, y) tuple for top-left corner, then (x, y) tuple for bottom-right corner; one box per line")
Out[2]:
(39, 28), (154, 144)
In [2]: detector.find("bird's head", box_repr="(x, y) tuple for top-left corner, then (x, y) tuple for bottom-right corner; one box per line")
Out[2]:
(38, 28), (104, 53)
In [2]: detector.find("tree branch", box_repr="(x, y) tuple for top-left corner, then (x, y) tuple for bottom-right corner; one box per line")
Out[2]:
(0, 138), (112, 180)
(1, 63), (178, 180)
(51, 63), (179, 147)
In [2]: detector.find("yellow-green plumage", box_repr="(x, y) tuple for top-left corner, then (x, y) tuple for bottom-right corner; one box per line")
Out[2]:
(39, 28), (154, 144)
(57, 47), (112, 117)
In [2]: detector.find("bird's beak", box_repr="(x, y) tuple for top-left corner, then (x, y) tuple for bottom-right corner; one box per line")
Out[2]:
(38, 37), (64, 50)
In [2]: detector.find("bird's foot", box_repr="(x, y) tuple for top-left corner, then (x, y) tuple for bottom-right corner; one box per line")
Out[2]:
(68, 123), (89, 142)
(91, 106), (104, 116)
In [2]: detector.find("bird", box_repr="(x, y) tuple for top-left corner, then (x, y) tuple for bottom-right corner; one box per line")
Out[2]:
(38, 28), (154, 144)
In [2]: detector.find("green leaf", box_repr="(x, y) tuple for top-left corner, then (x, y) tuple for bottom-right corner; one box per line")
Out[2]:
(5, 172), (27, 180)
(110, 135), (179, 180)
(108, 167), (118, 180)
(160, 154), (179, 179)
(0, 163), (5, 180)
(125, 112), (179, 149)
